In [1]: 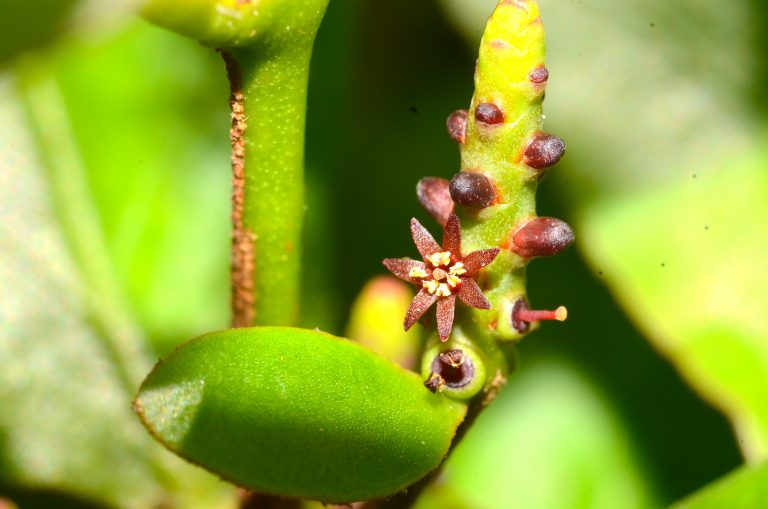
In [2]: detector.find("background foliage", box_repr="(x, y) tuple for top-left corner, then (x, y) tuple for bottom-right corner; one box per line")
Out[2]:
(1, 0), (766, 507)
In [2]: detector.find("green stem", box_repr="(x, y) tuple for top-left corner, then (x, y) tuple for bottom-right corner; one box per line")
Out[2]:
(459, 0), (548, 342)
(141, 0), (330, 327)
(224, 44), (312, 327)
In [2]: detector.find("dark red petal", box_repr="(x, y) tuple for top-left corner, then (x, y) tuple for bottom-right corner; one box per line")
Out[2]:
(458, 279), (491, 309)
(463, 248), (500, 275)
(416, 177), (454, 226)
(410, 218), (441, 260)
(442, 214), (461, 254)
(436, 295), (457, 341)
(382, 258), (427, 283)
(404, 289), (438, 331)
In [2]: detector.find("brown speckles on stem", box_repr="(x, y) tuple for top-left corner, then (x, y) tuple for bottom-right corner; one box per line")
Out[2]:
(223, 51), (257, 328)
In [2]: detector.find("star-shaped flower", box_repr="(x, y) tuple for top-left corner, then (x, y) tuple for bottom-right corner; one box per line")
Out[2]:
(383, 214), (500, 341)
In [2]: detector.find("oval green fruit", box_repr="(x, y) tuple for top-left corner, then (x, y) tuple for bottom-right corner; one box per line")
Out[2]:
(134, 327), (467, 503)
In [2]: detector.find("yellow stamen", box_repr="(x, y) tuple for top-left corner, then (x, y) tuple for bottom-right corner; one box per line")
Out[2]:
(449, 262), (466, 276)
(423, 280), (440, 294)
(555, 306), (568, 321)
(408, 266), (428, 279)
(436, 283), (451, 297)
(446, 274), (461, 287)
(428, 251), (452, 267)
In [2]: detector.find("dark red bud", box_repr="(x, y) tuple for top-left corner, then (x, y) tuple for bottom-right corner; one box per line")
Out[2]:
(416, 177), (454, 226)
(449, 172), (496, 208)
(511, 299), (567, 333)
(446, 109), (468, 144)
(523, 132), (565, 169)
(528, 66), (549, 84)
(474, 102), (505, 125)
(511, 217), (574, 257)
(425, 349), (475, 392)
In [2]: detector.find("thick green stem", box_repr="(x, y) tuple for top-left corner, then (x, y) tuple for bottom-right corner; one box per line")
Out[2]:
(457, 0), (555, 342)
(224, 45), (312, 327)
(141, 0), (329, 327)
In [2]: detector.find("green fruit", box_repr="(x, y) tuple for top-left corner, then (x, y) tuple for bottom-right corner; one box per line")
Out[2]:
(134, 327), (466, 503)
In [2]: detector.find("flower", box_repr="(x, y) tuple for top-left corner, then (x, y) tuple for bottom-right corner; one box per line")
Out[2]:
(383, 214), (500, 341)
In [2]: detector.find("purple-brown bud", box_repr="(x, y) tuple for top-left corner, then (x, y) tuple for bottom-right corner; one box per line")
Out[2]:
(511, 217), (574, 258)
(416, 177), (454, 226)
(474, 102), (505, 125)
(449, 172), (496, 208)
(523, 132), (565, 169)
(446, 109), (468, 144)
(528, 66), (549, 84)
(511, 299), (567, 333)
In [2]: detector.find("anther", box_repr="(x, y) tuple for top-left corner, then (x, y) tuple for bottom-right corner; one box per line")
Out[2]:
(528, 65), (549, 84)
(449, 172), (496, 208)
(446, 109), (468, 144)
(424, 373), (446, 393)
(474, 102), (505, 125)
(417, 177), (454, 226)
(439, 349), (465, 368)
(522, 132), (565, 169)
(511, 217), (574, 258)
(511, 299), (567, 333)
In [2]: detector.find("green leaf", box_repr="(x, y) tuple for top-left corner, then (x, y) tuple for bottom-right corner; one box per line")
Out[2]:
(49, 23), (232, 352)
(135, 326), (468, 503)
(0, 73), (235, 509)
(414, 360), (659, 509)
(0, 0), (78, 64)
(671, 461), (768, 509)
(582, 158), (768, 462)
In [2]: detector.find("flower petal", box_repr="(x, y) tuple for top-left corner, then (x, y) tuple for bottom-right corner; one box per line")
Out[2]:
(463, 248), (500, 275)
(441, 214), (461, 254)
(382, 258), (427, 283)
(410, 218), (441, 260)
(417, 177), (454, 226)
(404, 289), (438, 331)
(458, 279), (491, 309)
(436, 295), (457, 341)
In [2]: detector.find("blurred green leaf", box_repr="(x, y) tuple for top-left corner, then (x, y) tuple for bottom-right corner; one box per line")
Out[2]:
(0, 73), (235, 508)
(0, 0), (78, 64)
(583, 158), (768, 461)
(671, 461), (768, 509)
(135, 326), (467, 503)
(50, 21), (232, 353)
(414, 360), (659, 509)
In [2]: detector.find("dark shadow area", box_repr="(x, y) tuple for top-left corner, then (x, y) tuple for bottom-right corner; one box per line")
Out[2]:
(748, 0), (768, 114)
(523, 183), (742, 503)
(0, 485), (109, 509)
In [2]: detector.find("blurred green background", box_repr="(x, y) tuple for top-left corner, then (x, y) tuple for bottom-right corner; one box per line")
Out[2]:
(1, 0), (767, 508)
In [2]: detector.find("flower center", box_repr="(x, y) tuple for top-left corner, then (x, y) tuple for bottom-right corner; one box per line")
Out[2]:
(407, 251), (469, 296)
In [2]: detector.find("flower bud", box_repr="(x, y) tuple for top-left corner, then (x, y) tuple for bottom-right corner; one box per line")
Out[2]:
(449, 172), (496, 209)
(474, 102), (505, 125)
(446, 109), (468, 144)
(522, 132), (565, 169)
(511, 217), (574, 257)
